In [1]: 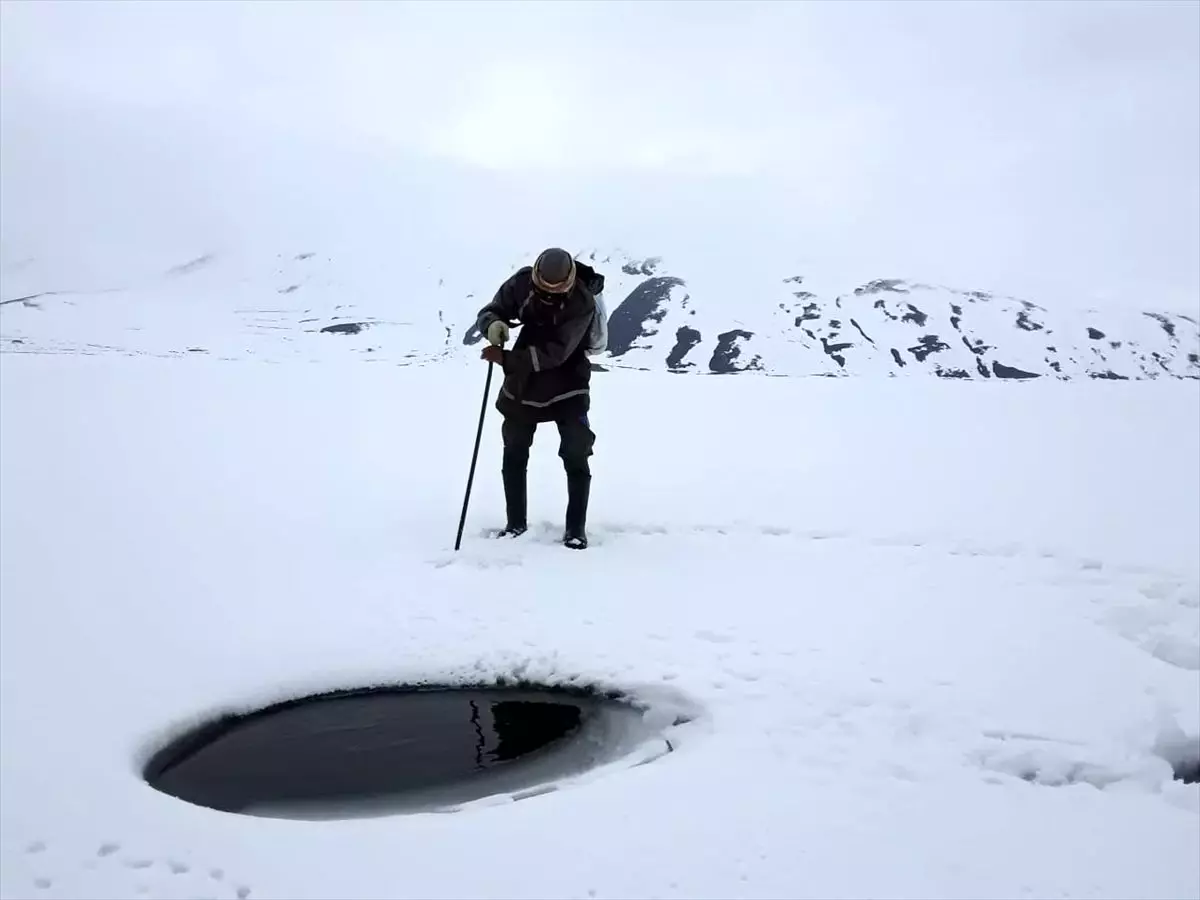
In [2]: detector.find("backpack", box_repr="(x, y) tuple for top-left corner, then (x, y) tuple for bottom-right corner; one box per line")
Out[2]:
(586, 289), (609, 356)
(577, 261), (608, 357)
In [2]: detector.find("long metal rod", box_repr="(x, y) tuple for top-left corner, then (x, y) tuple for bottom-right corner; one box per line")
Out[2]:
(454, 361), (494, 551)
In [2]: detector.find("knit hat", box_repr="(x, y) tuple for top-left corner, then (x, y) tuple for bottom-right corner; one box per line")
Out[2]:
(531, 247), (576, 294)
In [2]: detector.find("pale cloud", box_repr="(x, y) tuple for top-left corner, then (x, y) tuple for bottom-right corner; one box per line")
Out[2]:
(420, 58), (777, 177)
(0, 0), (1196, 311)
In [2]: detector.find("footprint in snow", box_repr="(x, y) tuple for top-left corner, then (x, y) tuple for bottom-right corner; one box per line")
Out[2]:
(868, 534), (927, 548)
(695, 629), (734, 644)
(807, 528), (852, 541)
(60, 843), (255, 899)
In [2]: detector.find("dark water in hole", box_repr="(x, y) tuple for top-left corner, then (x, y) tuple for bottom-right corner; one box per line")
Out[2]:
(144, 687), (656, 819)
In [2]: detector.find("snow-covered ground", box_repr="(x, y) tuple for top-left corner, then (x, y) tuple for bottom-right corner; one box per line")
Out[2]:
(1, 352), (1197, 899)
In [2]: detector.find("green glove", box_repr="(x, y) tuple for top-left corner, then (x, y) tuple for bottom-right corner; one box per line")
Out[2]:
(486, 321), (510, 347)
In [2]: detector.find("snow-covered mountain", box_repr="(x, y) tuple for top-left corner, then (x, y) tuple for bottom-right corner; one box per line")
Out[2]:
(462, 251), (1199, 381)
(2, 247), (1196, 380)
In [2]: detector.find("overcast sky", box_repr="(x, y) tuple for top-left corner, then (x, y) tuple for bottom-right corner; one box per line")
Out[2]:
(1, 0), (1197, 311)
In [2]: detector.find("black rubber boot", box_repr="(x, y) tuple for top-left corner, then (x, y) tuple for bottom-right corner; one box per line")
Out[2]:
(563, 473), (590, 549)
(498, 465), (527, 537)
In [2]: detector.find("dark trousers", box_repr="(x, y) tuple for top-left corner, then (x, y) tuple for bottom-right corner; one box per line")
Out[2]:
(499, 409), (595, 534)
(501, 412), (595, 478)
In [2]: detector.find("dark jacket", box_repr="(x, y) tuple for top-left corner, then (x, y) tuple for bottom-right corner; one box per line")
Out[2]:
(476, 260), (605, 421)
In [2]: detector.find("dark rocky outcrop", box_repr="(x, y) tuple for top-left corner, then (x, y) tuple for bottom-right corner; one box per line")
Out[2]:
(709, 330), (762, 374)
(992, 361), (1040, 379)
(607, 276), (685, 357)
(666, 326), (703, 370)
(321, 322), (368, 335)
